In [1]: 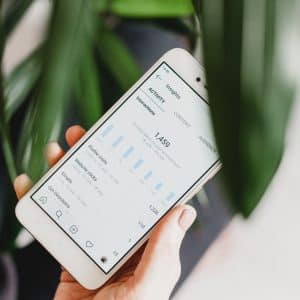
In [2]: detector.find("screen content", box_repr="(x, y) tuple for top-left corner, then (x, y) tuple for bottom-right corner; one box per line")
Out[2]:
(31, 62), (219, 273)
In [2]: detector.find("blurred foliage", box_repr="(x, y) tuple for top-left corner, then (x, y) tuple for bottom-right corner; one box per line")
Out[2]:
(18, 1), (100, 180)
(0, 0), (299, 252)
(0, 0), (195, 251)
(101, 0), (194, 17)
(195, 0), (300, 216)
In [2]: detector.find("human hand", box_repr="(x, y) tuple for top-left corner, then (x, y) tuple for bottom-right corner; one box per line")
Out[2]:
(14, 125), (197, 300)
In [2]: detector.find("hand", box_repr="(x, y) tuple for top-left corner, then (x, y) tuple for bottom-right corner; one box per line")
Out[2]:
(14, 125), (197, 300)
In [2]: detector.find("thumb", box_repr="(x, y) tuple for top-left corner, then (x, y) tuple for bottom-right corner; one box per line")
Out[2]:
(132, 204), (197, 298)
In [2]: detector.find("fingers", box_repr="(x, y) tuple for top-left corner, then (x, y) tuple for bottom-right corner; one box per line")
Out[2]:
(45, 125), (85, 166)
(132, 205), (197, 298)
(14, 174), (33, 199)
(60, 269), (76, 283)
(45, 142), (65, 166)
(65, 125), (86, 147)
(107, 244), (146, 285)
(13, 142), (62, 199)
(14, 125), (85, 200)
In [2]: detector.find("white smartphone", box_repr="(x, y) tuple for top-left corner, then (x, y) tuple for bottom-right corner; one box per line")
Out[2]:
(16, 48), (221, 289)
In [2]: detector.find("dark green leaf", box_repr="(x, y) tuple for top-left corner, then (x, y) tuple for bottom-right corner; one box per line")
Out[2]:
(4, 47), (41, 121)
(74, 48), (102, 128)
(0, 72), (17, 183)
(17, 0), (98, 181)
(107, 0), (194, 18)
(2, 0), (33, 38)
(0, 126), (17, 181)
(199, 0), (298, 216)
(97, 29), (141, 90)
(97, 0), (110, 13)
(0, 181), (21, 252)
(192, 0), (200, 16)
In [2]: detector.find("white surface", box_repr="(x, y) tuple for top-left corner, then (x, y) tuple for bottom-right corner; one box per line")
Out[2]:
(175, 94), (300, 300)
(3, 0), (50, 74)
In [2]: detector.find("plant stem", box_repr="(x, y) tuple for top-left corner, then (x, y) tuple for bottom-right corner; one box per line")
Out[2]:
(0, 76), (17, 182)
(0, 1), (18, 182)
(0, 126), (17, 181)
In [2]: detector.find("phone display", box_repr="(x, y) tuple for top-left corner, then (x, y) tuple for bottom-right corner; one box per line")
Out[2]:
(30, 62), (218, 273)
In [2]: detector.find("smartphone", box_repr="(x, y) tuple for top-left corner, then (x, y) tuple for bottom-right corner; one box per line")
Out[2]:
(16, 48), (221, 289)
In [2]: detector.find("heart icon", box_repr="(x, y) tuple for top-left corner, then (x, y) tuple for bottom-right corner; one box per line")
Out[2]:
(86, 241), (94, 248)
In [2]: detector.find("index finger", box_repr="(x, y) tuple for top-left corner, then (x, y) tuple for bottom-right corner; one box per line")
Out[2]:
(65, 125), (86, 147)
(14, 174), (32, 199)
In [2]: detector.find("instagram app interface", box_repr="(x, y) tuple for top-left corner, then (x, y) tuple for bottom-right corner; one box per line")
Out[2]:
(31, 63), (218, 273)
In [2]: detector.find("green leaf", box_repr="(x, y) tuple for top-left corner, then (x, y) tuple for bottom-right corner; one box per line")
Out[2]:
(0, 126), (17, 182)
(2, 0), (33, 38)
(74, 48), (103, 128)
(107, 0), (194, 18)
(192, 0), (200, 16)
(17, 0), (98, 181)
(0, 69), (17, 183)
(199, 0), (299, 216)
(97, 29), (141, 90)
(0, 183), (21, 252)
(97, 0), (110, 13)
(4, 47), (41, 121)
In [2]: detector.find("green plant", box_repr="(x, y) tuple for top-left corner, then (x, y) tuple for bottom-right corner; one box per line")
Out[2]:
(1, 0), (299, 253)
(195, 0), (300, 216)
(0, 0), (195, 251)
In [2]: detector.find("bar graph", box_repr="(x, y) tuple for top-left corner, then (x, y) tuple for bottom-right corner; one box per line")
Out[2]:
(99, 123), (176, 205)
(154, 182), (163, 191)
(144, 171), (152, 180)
(101, 124), (113, 137)
(122, 146), (134, 158)
(133, 159), (144, 169)
(112, 136), (123, 148)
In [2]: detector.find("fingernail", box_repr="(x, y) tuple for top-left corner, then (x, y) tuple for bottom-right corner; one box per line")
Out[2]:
(178, 207), (197, 231)
(45, 142), (63, 164)
(14, 174), (32, 194)
(45, 142), (61, 156)
(17, 174), (32, 187)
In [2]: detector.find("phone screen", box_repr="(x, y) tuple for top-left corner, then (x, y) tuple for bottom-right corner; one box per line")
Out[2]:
(31, 62), (219, 273)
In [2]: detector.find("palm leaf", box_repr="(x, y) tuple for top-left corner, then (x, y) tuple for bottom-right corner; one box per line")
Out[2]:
(106, 0), (194, 18)
(4, 47), (41, 121)
(2, 0), (33, 38)
(198, 0), (299, 216)
(97, 29), (141, 90)
(74, 47), (102, 128)
(17, 0), (98, 181)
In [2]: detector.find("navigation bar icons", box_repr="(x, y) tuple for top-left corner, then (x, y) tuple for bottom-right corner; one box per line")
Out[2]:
(55, 210), (63, 218)
(85, 240), (94, 248)
(38, 196), (47, 205)
(69, 225), (78, 234)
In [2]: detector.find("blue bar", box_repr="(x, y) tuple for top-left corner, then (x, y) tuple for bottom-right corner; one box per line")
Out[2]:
(144, 171), (152, 180)
(101, 124), (113, 137)
(166, 192), (175, 201)
(122, 146), (134, 158)
(155, 182), (163, 191)
(133, 159), (143, 169)
(112, 136), (123, 148)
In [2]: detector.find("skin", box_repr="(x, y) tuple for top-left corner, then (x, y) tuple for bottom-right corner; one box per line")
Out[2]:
(14, 125), (197, 300)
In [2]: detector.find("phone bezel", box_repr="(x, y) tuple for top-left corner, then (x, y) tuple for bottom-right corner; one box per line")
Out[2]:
(15, 48), (221, 289)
